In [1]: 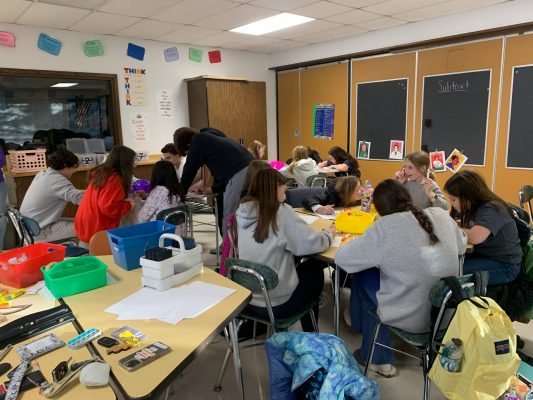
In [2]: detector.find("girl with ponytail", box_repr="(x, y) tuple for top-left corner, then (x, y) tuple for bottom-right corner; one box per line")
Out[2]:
(335, 179), (466, 377)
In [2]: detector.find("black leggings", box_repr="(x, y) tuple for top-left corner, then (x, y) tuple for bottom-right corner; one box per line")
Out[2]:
(244, 258), (325, 332)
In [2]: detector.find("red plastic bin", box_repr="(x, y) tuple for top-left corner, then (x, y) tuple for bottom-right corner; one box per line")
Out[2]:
(0, 243), (66, 288)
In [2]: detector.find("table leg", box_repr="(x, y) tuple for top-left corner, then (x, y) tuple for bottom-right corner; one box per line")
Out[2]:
(229, 318), (245, 400)
(334, 263), (340, 336)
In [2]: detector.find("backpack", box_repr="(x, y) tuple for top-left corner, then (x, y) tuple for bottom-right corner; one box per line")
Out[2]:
(429, 275), (521, 400)
(218, 213), (238, 276)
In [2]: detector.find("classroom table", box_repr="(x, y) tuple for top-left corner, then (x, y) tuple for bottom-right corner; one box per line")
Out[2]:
(61, 255), (252, 400)
(1, 322), (116, 400)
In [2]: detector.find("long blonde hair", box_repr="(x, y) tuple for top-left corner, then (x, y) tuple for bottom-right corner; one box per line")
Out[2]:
(248, 140), (266, 159)
(288, 146), (308, 174)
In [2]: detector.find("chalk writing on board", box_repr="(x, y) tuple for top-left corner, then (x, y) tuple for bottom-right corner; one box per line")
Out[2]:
(438, 79), (470, 93)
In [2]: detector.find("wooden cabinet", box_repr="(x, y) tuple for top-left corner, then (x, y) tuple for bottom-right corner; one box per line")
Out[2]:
(186, 76), (267, 148)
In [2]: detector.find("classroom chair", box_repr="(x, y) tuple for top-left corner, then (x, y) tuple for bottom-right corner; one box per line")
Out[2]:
(88, 230), (112, 256)
(6, 205), (88, 257)
(519, 185), (533, 224)
(214, 257), (319, 393)
(285, 187), (327, 208)
(364, 273), (486, 400)
(155, 205), (193, 238)
(306, 173), (327, 187)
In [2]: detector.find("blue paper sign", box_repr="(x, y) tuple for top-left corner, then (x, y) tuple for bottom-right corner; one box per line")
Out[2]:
(164, 47), (179, 62)
(37, 33), (62, 56)
(127, 42), (145, 61)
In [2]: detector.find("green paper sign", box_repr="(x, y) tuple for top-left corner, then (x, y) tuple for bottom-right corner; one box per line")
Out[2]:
(84, 40), (104, 57)
(189, 48), (203, 62)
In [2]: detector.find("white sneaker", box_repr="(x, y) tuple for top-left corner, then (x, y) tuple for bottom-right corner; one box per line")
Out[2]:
(369, 363), (397, 378)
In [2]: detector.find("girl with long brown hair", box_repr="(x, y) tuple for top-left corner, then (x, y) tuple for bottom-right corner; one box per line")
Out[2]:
(335, 179), (466, 377)
(236, 168), (335, 331)
(317, 146), (360, 177)
(302, 175), (361, 215)
(74, 145), (137, 247)
(444, 170), (522, 285)
(279, 145), (319, 187)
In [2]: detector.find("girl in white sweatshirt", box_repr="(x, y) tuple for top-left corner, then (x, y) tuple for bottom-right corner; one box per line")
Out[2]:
(280, 146), (319, 187)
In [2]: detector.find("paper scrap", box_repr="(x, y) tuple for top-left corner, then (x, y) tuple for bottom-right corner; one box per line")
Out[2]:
(189, 48), (202, 62)
(164, 47), (179, 62)
(84, 40), (104, 57)
(316, 211), (339, 220)
(37, 33), (62, 56)
(298, 214), (318, 224)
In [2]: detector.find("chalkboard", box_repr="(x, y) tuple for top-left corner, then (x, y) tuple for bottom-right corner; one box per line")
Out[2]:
(507, 65), (533, 169)
(356, 78), (407, 160)
(421, 70), (491, 166)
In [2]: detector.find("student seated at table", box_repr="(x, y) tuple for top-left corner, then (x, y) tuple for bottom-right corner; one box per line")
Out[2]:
(393, 150), (448, 210)
(317, 146), (360, 177)
(236, 168), (335, 331)
(20, 149), (84, 243)
(335, 179), (466, 377)
(444, 170), (522, 285)
(74, 145), (136, 248)
(302, 176), (361, 215)
(279, 146), (319, 187)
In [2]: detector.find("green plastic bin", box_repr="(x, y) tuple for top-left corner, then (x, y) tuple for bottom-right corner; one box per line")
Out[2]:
(41, 256), (107, 298)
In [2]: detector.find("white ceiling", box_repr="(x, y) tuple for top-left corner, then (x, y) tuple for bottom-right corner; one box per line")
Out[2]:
(0, 0), (512, 53)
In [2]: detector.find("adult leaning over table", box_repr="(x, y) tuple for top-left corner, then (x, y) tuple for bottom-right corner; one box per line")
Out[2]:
(173, 127), (254, 235)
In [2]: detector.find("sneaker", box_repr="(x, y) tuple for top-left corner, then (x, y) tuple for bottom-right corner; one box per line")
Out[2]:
(368, 363), (397, 378)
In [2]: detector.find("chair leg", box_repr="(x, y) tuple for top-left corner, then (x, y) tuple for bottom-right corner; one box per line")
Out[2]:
(310, 309), (319, 332)
(422, 349), (431, 400)
(364, 321), (381, 376)
(213, 347), (233, 392)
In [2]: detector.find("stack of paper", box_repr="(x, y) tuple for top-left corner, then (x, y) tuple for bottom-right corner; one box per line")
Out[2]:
(104, 281), (236, 324)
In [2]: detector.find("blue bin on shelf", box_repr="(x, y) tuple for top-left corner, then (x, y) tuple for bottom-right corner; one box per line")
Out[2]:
(107, 221), (175, 270)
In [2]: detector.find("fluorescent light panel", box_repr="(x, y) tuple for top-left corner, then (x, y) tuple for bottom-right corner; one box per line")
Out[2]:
(51, 83), (78, 88)
(230, 12), (314, 36)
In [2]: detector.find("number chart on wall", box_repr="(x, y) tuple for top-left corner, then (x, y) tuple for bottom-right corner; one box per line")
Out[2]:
(421, 70), (491, 166)
(356, 78), (408, 160)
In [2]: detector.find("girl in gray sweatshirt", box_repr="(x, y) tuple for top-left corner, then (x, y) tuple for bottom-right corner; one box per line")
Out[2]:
(236, 168), (335, 331)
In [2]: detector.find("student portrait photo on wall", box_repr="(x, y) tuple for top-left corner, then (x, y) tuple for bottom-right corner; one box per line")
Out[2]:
(389, 140), (404, 160)
(358, 141), (370, 159)
(445, 148), (468, 173)
(430, 151), (446, 172)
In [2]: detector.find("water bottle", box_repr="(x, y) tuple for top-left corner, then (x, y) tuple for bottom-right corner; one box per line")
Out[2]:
(360, 180), (373, 213)
(440, 338), (463, 372)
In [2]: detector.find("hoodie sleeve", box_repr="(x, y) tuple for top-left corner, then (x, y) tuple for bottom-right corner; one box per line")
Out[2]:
(97, 174), (132, 219)
(302, 186), (336, 210)
(431, 181), (449, 210)
(281, 206), (333, 256)
(335, 222), (383, 274)
(180, 135), (204, 194)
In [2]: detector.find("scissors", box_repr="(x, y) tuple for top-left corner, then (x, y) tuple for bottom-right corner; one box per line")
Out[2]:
(0, 304), (31, 315)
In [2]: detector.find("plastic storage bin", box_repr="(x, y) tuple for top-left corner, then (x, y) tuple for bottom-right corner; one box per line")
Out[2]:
(0, 243), (66, 288)
(107, 221), (175, 270)
(335, 210), (376, 235)
(8, 149), (47, 173)
(66, 138), (88, 154)
(86, 138), (106, 154)
(41, 256), (107, 298)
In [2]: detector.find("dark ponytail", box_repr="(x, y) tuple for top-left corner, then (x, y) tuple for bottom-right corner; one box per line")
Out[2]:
(373, 179), (439, 245)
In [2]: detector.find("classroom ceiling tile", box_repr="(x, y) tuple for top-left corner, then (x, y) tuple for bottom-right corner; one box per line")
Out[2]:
(328, 0), (388, 7)
(192, 30), (250, 47)
(251, 39), (309, 53)
(363, 0), (449, 15)
(394, 0), (507, 22)
(97, 0), (181, 18)
(265, 19), (342, 39)
(39, 0), (107, 9)
(325, 8), (383, 24)
(69, 11), (141, 34)
(115, 19), (184, 40)
(0, 0), (31, 23)
(150, 0), (238, 24)
(221, 35), (283, 50)
(195, 4), (279, 30)
(354, 16), (407, 30)
(291, 1), (353, 19)
(156, 25), (222, 43)
(249, 0), (318, 12)
(294, 24), (368, 43)
(17, 2), (90, 29)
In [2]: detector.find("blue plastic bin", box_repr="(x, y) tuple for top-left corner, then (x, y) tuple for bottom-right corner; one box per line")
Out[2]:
(107, 221), (175, 270)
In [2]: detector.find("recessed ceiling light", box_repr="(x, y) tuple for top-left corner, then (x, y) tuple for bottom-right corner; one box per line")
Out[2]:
(51, 83), (79, 88)
(230, 13), (315, 36)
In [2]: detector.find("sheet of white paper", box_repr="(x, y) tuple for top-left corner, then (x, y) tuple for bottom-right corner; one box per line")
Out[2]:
(316, 211), (339, 220)
(331, 236), (342, 248)
(298, 214), (318, 224)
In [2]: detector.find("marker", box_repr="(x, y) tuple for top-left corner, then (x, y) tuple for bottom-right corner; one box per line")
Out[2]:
(341, 234), (351, 242)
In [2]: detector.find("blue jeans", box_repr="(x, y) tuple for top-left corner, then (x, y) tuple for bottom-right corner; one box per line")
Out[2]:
(350, 268), (395, 365)
(0, 181), (7, 250)
(463, 255), (521, 285)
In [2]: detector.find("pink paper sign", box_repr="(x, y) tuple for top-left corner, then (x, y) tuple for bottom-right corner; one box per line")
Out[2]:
(0, 32), (15, 47)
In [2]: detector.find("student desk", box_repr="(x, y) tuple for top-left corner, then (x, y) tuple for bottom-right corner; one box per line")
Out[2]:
(61, 255), (252, 400)
(1, 322), (116, 400)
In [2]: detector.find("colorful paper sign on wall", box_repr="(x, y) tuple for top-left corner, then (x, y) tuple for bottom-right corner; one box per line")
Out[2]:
(164, 47), (179, 62)
(358, 141), (370, 159)
(189, 48), (203, 62)
(430, 151), (446, 172)
(84, 40), (104, 57)
(127, 43), (145, 61)
(0, 32), (15, 47)
(312, 104), (335, 139)
(157, 90), (172, 118)
(124, 67), (148, 106)
(130, 112), (149, 141)
(37, 33), (62, 56)
(208, 50), (221, 64)
(445, 148), (468, 173)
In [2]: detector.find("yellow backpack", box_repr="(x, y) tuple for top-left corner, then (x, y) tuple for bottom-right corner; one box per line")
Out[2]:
(429, 276), (521, 399)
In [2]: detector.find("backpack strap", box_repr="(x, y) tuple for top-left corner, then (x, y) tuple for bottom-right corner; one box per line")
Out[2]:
(443, 276), (466, 305)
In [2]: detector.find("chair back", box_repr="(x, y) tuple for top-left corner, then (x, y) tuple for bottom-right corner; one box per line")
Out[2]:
(519, 184), (533, 223)
(6, 205), (39, 246)
(89, 230), (112, 255)
(225, 258), (279, 326)
(306, 174), (327, 188)
(156, 205), (192, 237)
(285, 187), (327, 208)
